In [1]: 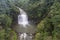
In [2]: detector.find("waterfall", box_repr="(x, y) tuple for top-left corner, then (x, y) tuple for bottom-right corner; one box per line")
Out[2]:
(18, 7), (29, 27)
(17, 7), (32, 40)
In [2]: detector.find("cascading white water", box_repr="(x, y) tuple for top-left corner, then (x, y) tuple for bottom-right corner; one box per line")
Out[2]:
(18, 7), (29, 27)
(19, 33), (27, 40)
(13, 7), (36, 40)
(17, 7), (36, 40)
(17, 7), (29, 40)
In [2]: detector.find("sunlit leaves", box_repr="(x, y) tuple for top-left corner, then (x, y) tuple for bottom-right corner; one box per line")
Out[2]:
(37, 20), (45, 32)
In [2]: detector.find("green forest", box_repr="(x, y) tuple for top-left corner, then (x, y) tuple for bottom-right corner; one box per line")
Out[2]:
(0, 0), (60, 40)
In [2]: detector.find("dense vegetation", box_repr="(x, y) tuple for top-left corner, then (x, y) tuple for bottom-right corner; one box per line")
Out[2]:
(0, 0), (60, 40)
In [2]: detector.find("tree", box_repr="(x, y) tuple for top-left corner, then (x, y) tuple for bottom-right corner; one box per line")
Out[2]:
(48, 1), (60, 40)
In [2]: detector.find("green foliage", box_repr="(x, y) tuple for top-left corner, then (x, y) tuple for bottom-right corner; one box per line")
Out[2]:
(0, 14), (17, 40)
(4, 15), (12, 27)
(0, 0), (60, 40)
(37, 19), (45, 32)
(34, 33), (41, 40)
(0, 14), (12, 27)
(35, 1), (60, 40)
(0, 29), (5, 40)
(36, 18), (52, 40)
(5, 29), (17, 40)
(10, 30), (17, 40)
(48, 1), (60, 40)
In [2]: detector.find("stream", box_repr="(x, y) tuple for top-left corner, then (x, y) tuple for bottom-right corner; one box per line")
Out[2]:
(14, 7), (36, 40)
